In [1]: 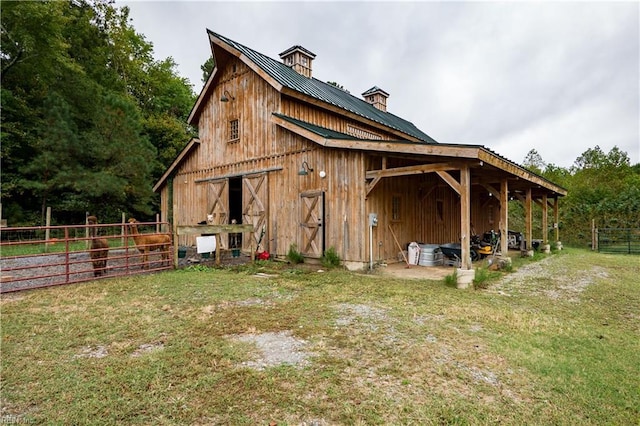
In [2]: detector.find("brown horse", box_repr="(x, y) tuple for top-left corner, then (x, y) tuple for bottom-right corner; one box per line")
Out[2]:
(87, 216), (109, 277)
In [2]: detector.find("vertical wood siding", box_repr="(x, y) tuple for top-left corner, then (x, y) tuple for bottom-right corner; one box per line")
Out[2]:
(165, 57), (498, 264)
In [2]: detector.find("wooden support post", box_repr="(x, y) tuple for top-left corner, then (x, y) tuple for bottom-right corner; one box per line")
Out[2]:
(553, 197), (560, 242)
(500, 179), (509, 255)
(525, 188), (532, 250)
(460, 165), (471, 270)
(542, 194), (548, 244)
(215, 233), (221, 266)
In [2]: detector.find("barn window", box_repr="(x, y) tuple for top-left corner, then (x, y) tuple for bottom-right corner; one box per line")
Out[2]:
(392, 195), (402, 221)
(436, 199), (444, 222)
(229, 119), (239, 142)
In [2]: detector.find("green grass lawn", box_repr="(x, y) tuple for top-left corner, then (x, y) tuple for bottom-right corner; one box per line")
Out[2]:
(1, 248), (638, 425)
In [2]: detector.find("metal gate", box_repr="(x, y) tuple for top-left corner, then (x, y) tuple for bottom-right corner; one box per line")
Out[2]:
(0, 221), (173, 293)
(597, 228), (640, 254)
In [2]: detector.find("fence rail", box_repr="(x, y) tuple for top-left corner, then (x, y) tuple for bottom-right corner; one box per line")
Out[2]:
(0, 221), (173, 293)
(596, 227), (640, 255)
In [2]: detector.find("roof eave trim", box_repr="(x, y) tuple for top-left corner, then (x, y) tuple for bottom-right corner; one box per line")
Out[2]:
(153, 138), (201, 192)
(188, 66), (217, 126)
(208, 30), (283, 92)
(478, 148), (568, 196)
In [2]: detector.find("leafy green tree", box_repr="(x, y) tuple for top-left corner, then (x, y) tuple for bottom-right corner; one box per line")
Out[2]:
(1, 0), (195, 225)
(522, 149), (546, 174)
(201, 56), (215, 83)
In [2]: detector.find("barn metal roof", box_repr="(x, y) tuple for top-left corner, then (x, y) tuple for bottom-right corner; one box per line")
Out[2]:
(209, 30), (437, 143)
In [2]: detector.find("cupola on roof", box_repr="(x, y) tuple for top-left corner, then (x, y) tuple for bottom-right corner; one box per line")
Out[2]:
(279, 45), (316, 78)
(362, 86), (390, 112)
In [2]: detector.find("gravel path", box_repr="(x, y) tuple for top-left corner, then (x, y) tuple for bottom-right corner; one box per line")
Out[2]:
(0, 249), (171, 293)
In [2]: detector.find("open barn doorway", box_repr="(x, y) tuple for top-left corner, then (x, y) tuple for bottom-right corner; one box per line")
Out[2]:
(229, 177), (243, 250)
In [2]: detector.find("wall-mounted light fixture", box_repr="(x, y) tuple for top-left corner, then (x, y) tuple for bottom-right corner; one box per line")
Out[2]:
(220, 90), (235, 102)
(298, 161), (314, 176)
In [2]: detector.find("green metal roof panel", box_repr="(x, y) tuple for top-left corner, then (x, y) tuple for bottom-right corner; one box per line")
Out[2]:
(210, 30), (437, 143)
(273, 113), (423, 145)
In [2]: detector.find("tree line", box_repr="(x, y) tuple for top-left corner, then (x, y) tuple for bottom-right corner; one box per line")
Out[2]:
(1, 0), (196, 226)
(512, 146), (639, 246)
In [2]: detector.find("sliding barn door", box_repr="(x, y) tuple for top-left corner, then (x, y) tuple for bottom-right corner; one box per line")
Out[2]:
(207, 178), (229, 249)
(242, 173), (268, 252)
(300, 191), (325, 258)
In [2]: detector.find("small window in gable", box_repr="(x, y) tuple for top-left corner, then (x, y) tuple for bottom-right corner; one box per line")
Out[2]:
(229, 119), (239, 142)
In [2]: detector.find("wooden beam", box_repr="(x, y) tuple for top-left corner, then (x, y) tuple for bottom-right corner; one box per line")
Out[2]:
(541, 194), (548, 244)
(436, 171), (461, 195)
(176, 224), (254, 235)
(500, 179), (509, 255)
(525, 188), (532, 250)
(460, 165), (471, 270)
(365, 162), (459, 179)
(480, 183), (501, 199)
(478, 149), (567, 196)
(512, 192), (525, 203)
(365, 156), (387, 196)
(366, 176), (382, 197)
(553, 197), (560, 242)
(420, 185), (437, 203)
(194, 167), (283, 183)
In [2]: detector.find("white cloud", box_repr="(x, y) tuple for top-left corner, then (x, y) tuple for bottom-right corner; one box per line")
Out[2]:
(120, 0), (639, 168)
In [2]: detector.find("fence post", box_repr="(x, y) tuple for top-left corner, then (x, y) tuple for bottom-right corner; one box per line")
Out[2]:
(44, 207), (52, 253)
(121, 213), (125, 248)
(65, 227), (70, 283)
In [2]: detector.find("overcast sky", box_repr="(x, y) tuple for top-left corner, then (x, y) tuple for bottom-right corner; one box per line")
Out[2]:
(119, 1), (639, 168)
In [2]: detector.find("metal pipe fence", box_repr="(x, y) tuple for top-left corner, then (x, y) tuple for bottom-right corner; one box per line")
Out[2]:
(596, 228), (640, 255)
(0, 221), (173, 293)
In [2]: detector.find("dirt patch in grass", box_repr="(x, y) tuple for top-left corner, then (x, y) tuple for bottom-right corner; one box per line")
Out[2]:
(73, 345), (109, 359)
(230, 330), (314, 370)
(489, 255), (610, 302)
(131, 342), (165, 358)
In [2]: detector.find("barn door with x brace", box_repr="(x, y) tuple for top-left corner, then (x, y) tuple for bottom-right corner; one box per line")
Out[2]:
(242, 173), (268, 252)
(300, 191), (325, 258)
(207, 178), (229, 249)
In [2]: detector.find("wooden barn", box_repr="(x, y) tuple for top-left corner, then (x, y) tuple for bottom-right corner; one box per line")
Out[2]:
(154, 30), (567, 271)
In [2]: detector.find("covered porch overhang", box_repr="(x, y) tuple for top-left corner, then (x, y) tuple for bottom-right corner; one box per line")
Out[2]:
(272, 113), (567, 271)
